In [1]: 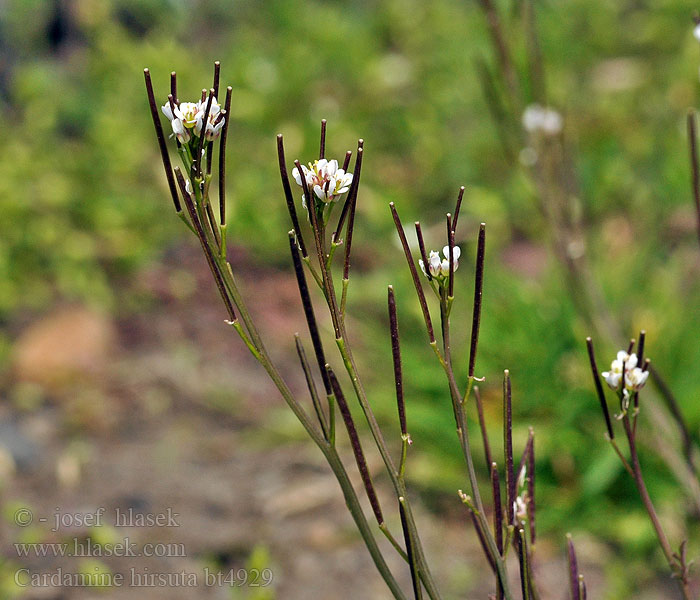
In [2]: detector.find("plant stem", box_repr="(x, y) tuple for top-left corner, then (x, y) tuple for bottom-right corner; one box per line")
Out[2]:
(622, 416), (692, 600)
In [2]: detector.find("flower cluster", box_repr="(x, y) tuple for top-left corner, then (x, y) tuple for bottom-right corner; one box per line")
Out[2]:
(161, 97), (225, 144)
(292, 159), (353, 208)
(522, 104), (563, 136)
(419, 246), (461, 280)
(601, 350), (649, 393)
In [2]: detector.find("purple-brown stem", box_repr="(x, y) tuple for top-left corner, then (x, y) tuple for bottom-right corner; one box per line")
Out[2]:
(295, 335), (329, 440)
(319, 119), (327, 159)
(414, 222), (432, 282)
(174, 167), (235, 321)
(342, 150), (352, 172)
(627, 338), (635, 354)
(527, 428), (536, 544)
(468, 224), (486, 377)
(390, 203), (435, 343)
(469, 508), (497, 573)
(447, 213), (455, 298)
(516, 529), (529, 600)
(503, 370), (515, 527)
(474, 385), (493, 470)
(490, 462), (504, 600)
(649, 364), (696, 473)
(398, 501), (423, 600)
(289, 232), (332, 395)
(277, 135), (308, 257)
(687, 111), (700, 248)
(195, 89), (214, 178)
(327, 367), (384, 525)
(334, 140), (363, 244)
(342, 146), (363, 280)
(144, 68), (181, 213)
(567, 534), (580, 600)
(622, 415), (692, 599)
(585, 337), (614, 439)
(388, 286), (407, 436)
(170, 71), (178, 104)
(219, 87), (232, 226)
(636, 330), (646, 365)
(452, 186), (465, 235)
(212, 61), (220, 97)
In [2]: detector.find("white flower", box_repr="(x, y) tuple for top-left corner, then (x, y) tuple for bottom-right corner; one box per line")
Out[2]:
(514, 495), (528, 522)
(517, 465), (527, 490)
(522, 104), (562, 136)
(601, 350), (648, 392)
(694, 23), (700, 42)
(194, 97), (225, 141)
(419, 245), (460, 280)
(162, 97), (225, 143)
(625, 367), (648, 391)
(292, 159), (353, 206)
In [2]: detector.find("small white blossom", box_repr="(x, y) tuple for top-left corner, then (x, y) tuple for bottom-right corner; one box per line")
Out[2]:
(292, 159), (353, 207)
(419, 245), (460, 280)
(514, 495), (528, 522)
(694, 23), (700, 42)
(601, 350), (648, 393)
(161, 97), (225, 143)
(195, 97), (225, 141)
(522, 104), (563, 136)
(517, 465), (527, 490)
(625, 366), (648, 391)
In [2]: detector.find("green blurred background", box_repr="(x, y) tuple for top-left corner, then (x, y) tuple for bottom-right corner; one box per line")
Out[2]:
(1, 0), (699, 598)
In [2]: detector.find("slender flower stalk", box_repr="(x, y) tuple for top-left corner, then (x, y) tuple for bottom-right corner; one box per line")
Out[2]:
(474, 386), (493, 470)
(503, 371), (515, 528)
(144, 69), (181, 213)
(468, 224), (486, 380)
(390, 203), (436, 343)
(219, 86), (232, 229)
(491, 462), (504, 600)
(388, 286), (407, 438)
(585, 337), (614, 439)
(567, 534), (580, 600)
(687, 110), (700, 249)
(277, 135), (308, 258)
(327, 366), (384, 525)
(451, 186), (465, 235)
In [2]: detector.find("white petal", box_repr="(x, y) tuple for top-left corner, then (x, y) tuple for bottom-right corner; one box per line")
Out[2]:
(326, 160), (338, 177)
(161, 103), (174, 121)
(313, 184), (324, 199)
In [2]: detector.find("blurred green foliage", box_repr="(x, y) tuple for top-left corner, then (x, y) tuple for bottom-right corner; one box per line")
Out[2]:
(2, 0), (700, 596)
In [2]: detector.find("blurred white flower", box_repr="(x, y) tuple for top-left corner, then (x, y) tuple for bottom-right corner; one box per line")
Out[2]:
(625, 366), (649, 391)
(514, 495), (528, 522)
(419, 245), (460, 280)
(601, 350), (648, 393)
(522, 104), (563, 136)
(292, 159), (353, 206)
(694, 23), (700, 42)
